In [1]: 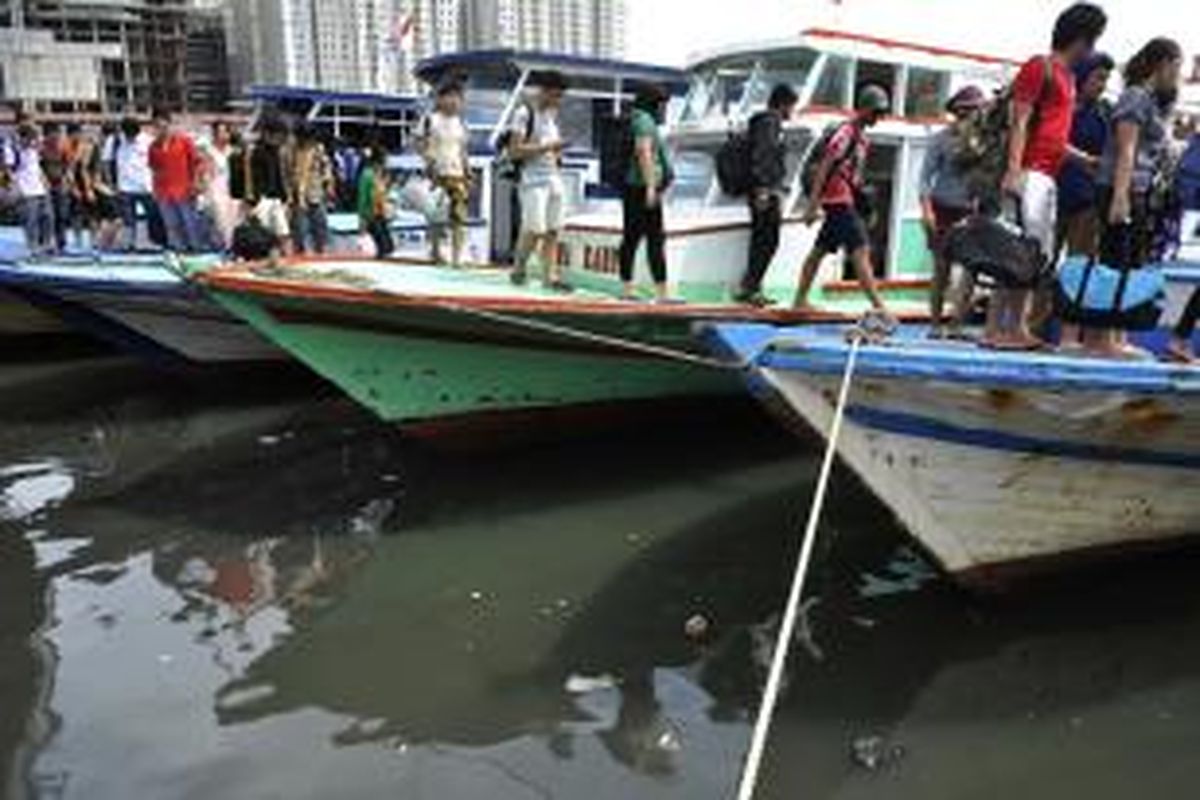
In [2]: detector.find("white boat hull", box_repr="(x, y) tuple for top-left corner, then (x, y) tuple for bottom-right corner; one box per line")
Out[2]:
(762, 366), (1200, 584)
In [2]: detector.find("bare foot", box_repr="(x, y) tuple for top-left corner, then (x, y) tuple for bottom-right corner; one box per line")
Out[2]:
(1165, 340), (1197, 364)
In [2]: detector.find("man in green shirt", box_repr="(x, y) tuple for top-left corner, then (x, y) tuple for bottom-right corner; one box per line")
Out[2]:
(618, 84), (676, 303)
(357, 147), (394, 258)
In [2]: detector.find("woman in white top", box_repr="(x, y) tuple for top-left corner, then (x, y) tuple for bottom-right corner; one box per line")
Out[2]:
(201, 121), (240, 250)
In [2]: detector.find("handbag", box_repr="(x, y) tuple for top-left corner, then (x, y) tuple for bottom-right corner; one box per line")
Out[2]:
(943, 207), (1046, 289)
(1055, 251), (1166, 331)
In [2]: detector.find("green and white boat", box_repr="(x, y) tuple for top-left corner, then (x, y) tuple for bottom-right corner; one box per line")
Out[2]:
(194, 257), (917, 428)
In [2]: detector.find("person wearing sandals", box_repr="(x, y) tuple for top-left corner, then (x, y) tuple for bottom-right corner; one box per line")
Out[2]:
(1090, 37), (1183, 359)
(619, 83), (677, 303)
(508, 71), (572, 292)
(919, 85), (988, 339)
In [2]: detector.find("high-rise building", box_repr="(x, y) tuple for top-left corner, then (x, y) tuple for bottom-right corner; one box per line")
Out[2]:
(0, 0), (231, 114)
(228, 0), (628, 95)
(230, 0), (411, 95)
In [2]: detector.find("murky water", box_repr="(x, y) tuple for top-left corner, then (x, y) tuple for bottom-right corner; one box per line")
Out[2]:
(4, 346), (1200, 800)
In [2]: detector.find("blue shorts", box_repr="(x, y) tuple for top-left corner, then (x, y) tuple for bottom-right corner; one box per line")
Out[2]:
(815, 204), (869, 254)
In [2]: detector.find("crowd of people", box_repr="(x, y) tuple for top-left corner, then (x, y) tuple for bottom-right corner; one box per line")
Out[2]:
(740, 2), (1200, 360)
(0, 107), (390, 260)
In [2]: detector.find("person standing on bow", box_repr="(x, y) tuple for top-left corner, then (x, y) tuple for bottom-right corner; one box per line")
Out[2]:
(148, 108), (205, 253)
(988, 3), (1108, 350)
(115, 117), (164, 250)
(619, 83), (677, 303)
(357, 146), (395, 259)
(418, 80), (471, 267)
(3, 124), (56, 257)
(919, 86), (988, 338)
(1091, 38), (1183, 359)
(200, 121), (240, 251)
(39, 123), (71, 252)
(793, 85), (893, 319)
(247, 115), (294, 256)
(286, 123), (335, 255)
(737, 83), (799, 308)
(508, 70), (573, 292)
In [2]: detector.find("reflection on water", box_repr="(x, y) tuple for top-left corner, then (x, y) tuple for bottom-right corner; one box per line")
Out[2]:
(3, 354), (1200, 800)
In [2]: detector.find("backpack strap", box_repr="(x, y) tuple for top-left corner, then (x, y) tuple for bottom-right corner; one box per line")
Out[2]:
(824, 122), (861, 187)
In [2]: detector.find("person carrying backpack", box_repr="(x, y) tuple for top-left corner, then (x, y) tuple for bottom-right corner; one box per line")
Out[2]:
(792, 85), (892, 318)
(985, 2), (1108, 350)
(920, 85), (988, 338)
(737, 83), (799, 307)
(508, 71), (572, 291)
(1088, 38), (1184, 359)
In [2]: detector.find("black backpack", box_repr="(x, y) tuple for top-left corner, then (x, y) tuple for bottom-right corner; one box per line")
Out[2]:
(800, 122), (860, 198)
(716, 129), (752, 197)
(495, 102), (537, 182)
(231, 216), (278, 260)
(598, 110), (634, 191)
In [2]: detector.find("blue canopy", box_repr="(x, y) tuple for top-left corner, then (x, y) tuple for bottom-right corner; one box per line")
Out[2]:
(414, 50), (688, 94)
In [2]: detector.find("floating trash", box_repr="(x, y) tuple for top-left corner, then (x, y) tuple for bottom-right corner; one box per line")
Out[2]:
(850, 735), (906, 772)
(684, 614), (710, 640)
(565, 674), (619, 694)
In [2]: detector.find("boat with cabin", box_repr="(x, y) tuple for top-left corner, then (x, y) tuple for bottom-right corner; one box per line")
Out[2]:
(559, 29), (1013, 307)
(709, 322), (1200, 586)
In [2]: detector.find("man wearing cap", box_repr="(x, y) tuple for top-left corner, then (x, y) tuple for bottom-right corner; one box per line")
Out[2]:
(793, 84), (893, 319)
(919, 85), (987, 337)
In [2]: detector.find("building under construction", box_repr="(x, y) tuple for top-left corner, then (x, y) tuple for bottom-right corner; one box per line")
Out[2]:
(0, 0), (230, 116)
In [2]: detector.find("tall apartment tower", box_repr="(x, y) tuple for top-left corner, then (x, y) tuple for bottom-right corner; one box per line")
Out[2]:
(230, 0), (410, 95)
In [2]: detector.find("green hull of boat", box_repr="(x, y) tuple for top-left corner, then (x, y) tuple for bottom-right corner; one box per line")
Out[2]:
(210, 290), (737, 424)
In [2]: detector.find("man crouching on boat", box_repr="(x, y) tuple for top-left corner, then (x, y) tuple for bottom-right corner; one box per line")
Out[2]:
(509, 70), (573, 292)
(793, 85), (894, 323)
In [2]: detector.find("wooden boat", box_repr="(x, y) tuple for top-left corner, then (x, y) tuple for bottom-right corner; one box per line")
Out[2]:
(194, 257), (926, 426)
(708, 323), (1200, 586)
(0, 253), (285, 366)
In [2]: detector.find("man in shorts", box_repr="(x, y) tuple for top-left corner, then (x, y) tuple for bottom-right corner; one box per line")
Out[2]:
(418, 80), (471, 266)
(248, 116), (292, 255)
(508, 71), (572, 291)
(991, 2), (1108, 349)
(793, 85), (893, 319)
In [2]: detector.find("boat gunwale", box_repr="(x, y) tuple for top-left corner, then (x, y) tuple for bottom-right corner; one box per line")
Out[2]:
(197, 259), (919, 324)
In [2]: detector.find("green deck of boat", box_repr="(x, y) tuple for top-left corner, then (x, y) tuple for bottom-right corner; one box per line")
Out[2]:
(203, 261), (926, 424)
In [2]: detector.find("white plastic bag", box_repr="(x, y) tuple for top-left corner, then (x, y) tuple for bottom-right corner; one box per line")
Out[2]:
(400, 177), (449, 225)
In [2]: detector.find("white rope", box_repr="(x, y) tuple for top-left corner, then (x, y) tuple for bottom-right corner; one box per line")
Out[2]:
(736, 331), (865, 800)
(432, 301), (744, 370)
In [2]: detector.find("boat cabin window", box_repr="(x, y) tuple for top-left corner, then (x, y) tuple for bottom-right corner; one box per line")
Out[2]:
(707, 58), (757, 117)
(856, 60), (900, 108)
(811, 55), (853, 108)
(906, 67), (950, 118)
(743, 48), (819, 110)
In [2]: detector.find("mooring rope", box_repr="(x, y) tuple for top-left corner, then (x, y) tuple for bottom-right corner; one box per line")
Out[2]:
(735, 327), (867, 800)
(431, 300), (746, 370)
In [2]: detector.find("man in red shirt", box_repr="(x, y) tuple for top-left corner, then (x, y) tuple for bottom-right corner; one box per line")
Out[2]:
(793, 85), (892, 317)
(148, 107), (205, 253)
(988, 2), (1108, 349)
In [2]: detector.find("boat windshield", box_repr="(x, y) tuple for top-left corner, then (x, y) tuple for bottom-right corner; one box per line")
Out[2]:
(681, 48), (819, 122)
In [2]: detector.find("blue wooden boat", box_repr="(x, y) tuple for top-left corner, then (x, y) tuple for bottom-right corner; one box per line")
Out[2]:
(709, 323), (1200, 586)
(0, 252), (284, 366)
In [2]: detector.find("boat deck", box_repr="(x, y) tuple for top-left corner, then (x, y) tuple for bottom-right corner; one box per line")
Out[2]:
(711, 323), (1200, 394)
(201, 256), (916, 323)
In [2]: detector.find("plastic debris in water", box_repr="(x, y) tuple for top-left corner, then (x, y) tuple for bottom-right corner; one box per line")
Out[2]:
(257, 435), (281, 447)
(850, 735), (906, 772)
(469, 591), (484, 602)
(684, 614), (710, 640)
(564, 674), (619, 694)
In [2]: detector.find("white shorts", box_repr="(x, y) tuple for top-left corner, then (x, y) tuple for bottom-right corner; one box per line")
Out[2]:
(1019, 170), (1058, 264)
(519, 178), (565, 236)
(253, 198), (291, 239)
